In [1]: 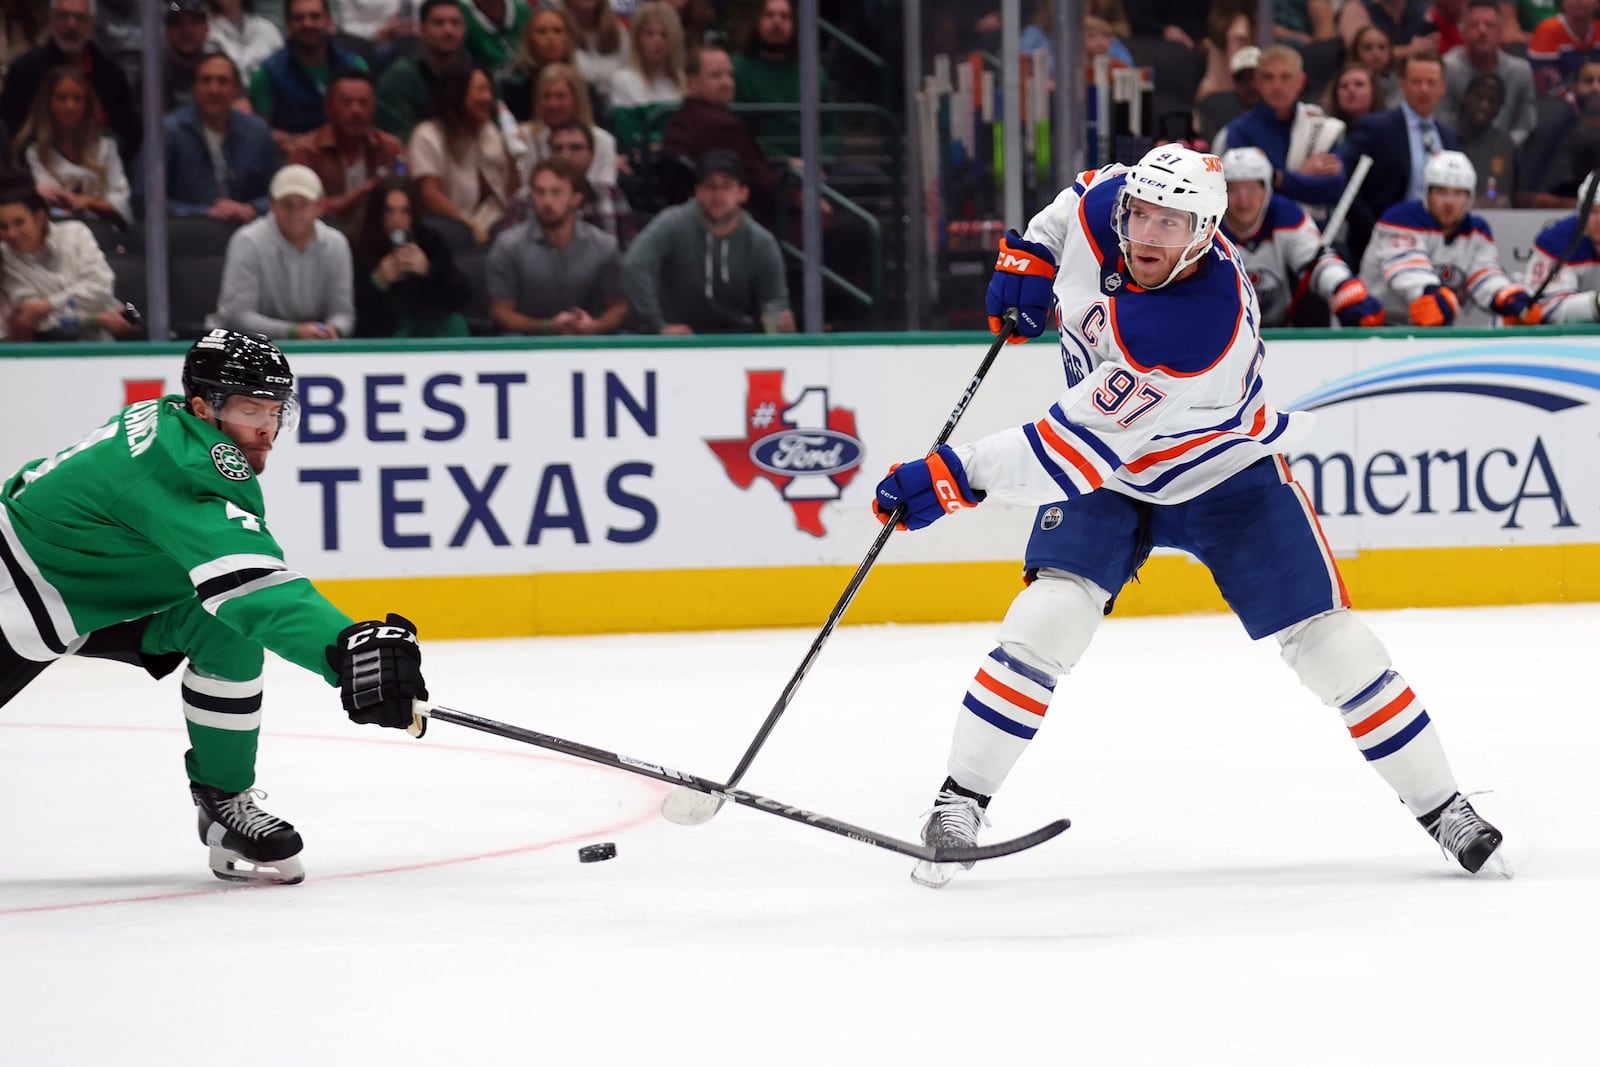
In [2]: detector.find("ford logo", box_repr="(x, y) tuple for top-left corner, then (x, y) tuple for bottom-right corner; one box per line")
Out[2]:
(748, 428), (864, 476)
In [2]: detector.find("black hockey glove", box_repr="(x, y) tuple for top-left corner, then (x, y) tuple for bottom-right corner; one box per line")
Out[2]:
(326, 613), (428, 736)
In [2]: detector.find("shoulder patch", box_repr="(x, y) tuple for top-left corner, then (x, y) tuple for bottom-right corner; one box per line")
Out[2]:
(211, 443), (252, 482)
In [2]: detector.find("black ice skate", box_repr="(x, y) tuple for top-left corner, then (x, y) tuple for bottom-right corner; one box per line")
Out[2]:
(191, 783), (306, 885)
(911, 778), (992, 889)
(1419, 792), (1511, 879)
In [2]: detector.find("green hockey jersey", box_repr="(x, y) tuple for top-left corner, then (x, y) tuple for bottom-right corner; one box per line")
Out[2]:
(0, 396), (350, 683)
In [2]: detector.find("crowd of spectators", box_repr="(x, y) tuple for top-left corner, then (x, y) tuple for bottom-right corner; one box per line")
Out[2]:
(948, 0), (1600, 328)
(1, 0), (1599, 339)
(0, 0), (822, 339)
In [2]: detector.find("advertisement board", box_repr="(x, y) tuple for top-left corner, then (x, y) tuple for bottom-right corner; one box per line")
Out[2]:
(3, 328), (1596, 635)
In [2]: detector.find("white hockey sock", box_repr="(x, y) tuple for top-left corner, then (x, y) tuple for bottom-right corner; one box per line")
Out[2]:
(947, 646), (1057, 797)
(1339, 670), (1458, 816)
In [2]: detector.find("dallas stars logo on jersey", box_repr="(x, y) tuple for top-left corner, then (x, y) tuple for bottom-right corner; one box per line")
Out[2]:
(211, 443), (251, 481)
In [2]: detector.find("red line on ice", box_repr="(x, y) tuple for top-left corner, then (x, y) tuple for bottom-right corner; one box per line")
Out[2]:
(0, 722), (667, 916)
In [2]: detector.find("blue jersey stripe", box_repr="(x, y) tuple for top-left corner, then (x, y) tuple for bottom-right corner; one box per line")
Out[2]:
(1022, 423), (1084, 499)
(1048, 405), (1123, 467)
(1121, 435), (1256, 494)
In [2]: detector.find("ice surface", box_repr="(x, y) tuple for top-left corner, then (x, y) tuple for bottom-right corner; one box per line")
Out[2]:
(4, 604), (1596, 1065)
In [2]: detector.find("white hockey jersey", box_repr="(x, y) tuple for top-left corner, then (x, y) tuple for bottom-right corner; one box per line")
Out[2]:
(1220, 194), (1358, 327)
(1358, 200), (1515, 325)
(954, 166), (1312, 508)
(1519, 215), (1600, 323)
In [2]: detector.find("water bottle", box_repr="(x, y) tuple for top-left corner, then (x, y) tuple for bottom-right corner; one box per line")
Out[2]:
(57, 297), (81, 341)
(392, 154), (406, 178)
(1484, 175), (1497, 204)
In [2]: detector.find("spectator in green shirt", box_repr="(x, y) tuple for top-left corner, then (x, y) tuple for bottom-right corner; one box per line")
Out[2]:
(731, 0), (834, 162)
(460, 0), (530, 88)
(249, 0), (369, 152)
(376, 0), (471, 140)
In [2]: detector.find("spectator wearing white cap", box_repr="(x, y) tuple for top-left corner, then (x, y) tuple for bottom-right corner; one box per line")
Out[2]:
(208, 163), (356, 338)
(1215, 43), (1347, 220)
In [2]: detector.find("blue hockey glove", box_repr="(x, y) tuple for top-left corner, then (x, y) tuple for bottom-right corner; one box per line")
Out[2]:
(873, 446), (985, 530)
(985, 229), (1057, 342)
(1329, 278), (1385, 327)
(1491, 285), (1536, 319)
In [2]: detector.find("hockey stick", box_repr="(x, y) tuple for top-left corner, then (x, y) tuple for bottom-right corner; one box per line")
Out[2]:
(412, 700), (1070, 864)
(661, 310), (1020, 827)
(1286, 153), (1372, 320)
(1528, 170), (1599, 304)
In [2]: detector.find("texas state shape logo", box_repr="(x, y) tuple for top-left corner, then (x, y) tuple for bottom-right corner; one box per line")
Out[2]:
(706, 370), (864, 537)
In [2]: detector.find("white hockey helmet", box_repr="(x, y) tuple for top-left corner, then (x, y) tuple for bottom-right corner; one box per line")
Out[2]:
(1221, 146), (1273, 187)
(1422, 150), (1477, 194)
(1115, 144), (1228, 288)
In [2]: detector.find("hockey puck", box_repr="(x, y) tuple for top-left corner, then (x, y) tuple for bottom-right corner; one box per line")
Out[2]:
(578, 842), (617, 863)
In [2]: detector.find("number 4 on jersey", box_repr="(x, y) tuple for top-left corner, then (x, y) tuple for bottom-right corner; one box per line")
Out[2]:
(225, 501), (262, 532)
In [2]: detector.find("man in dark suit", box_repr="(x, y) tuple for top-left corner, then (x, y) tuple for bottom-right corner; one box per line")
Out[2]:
(1343, 48), (1458, 265)
(0, 0), (142, 164)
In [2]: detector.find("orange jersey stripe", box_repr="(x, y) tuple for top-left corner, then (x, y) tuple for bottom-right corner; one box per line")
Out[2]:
(1349, 688), (1415, 738)
(1276, 456), (1352, 608)
(1124, 406), (1268, 474)
(1035, 419), (1106, 488)
(975, 669), (1049, 717)
(1078, 193), (1107, 266)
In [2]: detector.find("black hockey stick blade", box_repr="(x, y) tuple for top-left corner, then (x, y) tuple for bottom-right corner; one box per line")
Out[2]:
(415, 701), (1070, 865)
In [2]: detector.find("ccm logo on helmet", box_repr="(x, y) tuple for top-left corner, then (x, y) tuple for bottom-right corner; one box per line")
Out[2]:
(1203, 155), (1223, 172)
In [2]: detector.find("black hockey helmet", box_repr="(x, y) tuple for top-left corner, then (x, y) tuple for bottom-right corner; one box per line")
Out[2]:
(182, 329), (299, 430)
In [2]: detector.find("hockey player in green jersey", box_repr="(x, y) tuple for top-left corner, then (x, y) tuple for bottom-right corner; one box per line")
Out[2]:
(0, 330), (429, 885)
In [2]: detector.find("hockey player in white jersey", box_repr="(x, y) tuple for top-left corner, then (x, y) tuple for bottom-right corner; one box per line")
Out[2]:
(873, 145), (1508, 888)
(1219, 147), (1384, 328)
(1520, 171), (1600, 323)
(1358, 150), (1541, 327)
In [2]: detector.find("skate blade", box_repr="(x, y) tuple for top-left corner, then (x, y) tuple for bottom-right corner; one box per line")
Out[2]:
(209, 846), (306, 886)
(1480, 849), (1514, 880)
(910, 860), (957, 889)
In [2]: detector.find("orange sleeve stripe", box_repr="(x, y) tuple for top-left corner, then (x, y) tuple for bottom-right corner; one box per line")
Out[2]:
(1035, 419), (1105, 488)
(1349, 688), (1416, 738)
(975, 669), (1049, 717)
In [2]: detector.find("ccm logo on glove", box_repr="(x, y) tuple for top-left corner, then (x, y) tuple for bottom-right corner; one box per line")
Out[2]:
(340, 623), (418, 650)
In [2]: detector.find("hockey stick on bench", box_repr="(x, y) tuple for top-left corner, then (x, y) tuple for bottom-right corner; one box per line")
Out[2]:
(1287, 153), (1372, 321)
(660, 310), (1020, 827)
(411, 700), (1070, 864)
(1528, 169), (1598, 305)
